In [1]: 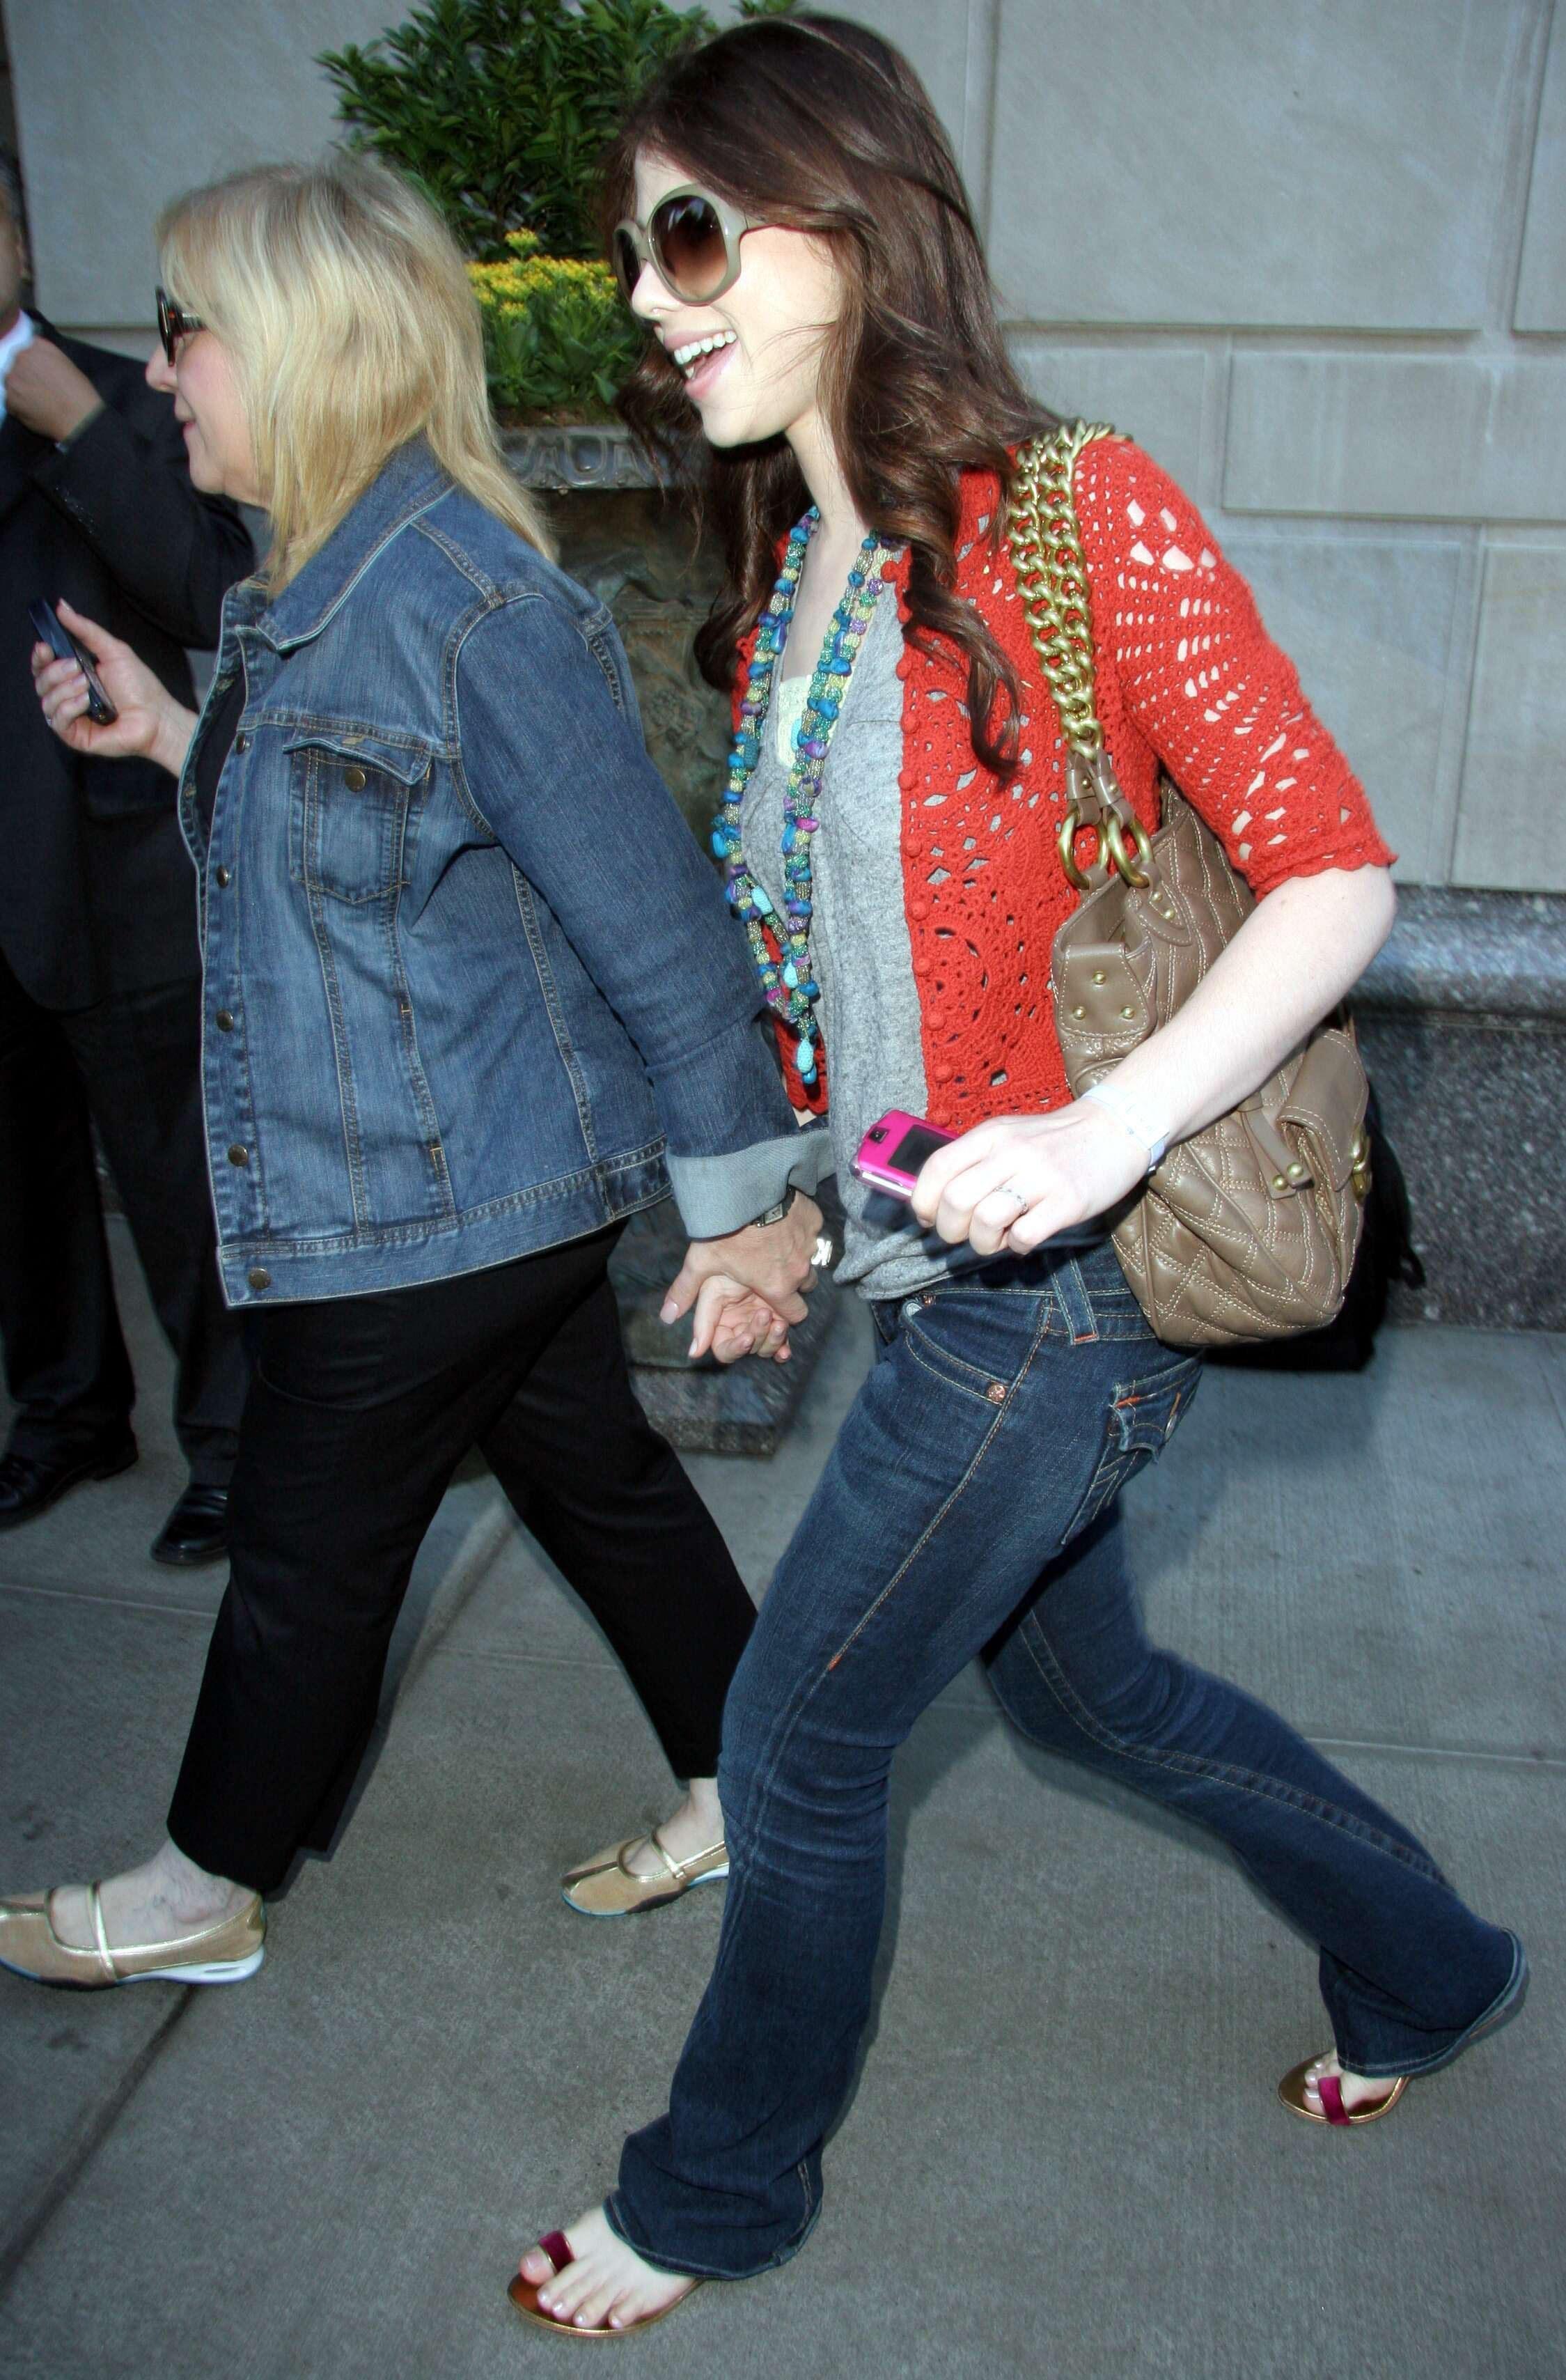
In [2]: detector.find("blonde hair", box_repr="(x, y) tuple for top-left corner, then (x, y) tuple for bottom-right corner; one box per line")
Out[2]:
(157, 155), (554, 589)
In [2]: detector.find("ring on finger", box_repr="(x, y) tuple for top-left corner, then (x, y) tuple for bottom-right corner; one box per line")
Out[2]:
(992, 1184), (1031, 1211)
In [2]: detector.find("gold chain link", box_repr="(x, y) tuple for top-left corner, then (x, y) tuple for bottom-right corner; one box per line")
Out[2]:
(1005, 421), (1122, 759)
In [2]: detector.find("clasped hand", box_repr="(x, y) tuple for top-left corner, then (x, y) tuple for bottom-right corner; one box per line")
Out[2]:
(673, 1103), (1151, 1368)
(664, 1193), (824, 1368)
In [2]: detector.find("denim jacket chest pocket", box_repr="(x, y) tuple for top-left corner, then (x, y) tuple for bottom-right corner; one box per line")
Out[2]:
(283, 729), (436, 904)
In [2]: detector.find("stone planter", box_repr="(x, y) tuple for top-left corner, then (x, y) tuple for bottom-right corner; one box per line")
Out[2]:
(501, 426), (730, 848)
(1354, 887), (1565, 1331)
(503, 424), (844, 1451)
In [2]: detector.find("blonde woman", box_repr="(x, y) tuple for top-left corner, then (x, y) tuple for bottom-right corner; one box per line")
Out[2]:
(4, 156), (826, 1989)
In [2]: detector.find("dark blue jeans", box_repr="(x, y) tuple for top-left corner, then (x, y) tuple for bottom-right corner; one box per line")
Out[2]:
(610, 1242), (1522, 2279)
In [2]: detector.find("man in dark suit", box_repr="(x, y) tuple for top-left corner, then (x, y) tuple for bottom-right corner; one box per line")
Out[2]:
(0, 155), (253, 1562)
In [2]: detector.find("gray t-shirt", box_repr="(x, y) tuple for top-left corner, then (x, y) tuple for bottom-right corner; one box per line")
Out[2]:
(744, 577), (1024, 1303)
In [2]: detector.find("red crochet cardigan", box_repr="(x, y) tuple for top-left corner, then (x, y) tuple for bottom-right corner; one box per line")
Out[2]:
(733, 438), (1393, 1127)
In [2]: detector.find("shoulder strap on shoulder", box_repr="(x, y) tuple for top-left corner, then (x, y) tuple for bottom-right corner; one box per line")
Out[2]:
(1005, 421), (1120, 762)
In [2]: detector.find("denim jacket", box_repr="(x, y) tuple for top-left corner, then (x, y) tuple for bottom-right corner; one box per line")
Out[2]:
(179, 440), (824, 1307)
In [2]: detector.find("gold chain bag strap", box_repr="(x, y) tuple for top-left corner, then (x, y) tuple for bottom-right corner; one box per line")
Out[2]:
(1006, 422), (1373, 1346)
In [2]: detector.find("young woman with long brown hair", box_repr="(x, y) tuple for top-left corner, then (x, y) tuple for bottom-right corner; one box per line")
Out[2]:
(513, 15), (1525, 2335)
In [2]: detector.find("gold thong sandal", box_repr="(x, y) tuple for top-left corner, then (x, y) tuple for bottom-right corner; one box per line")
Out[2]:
(1278, 1940), (1529, 2129)
(509, 2231), (699, 2339)
(1278, 2057), (1407, 2126)
(560, 1830), (728, 1918)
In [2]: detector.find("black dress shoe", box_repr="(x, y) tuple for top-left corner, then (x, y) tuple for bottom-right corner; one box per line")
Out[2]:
(0, 1437), (139, 1530)
(151, 1484), (230, 1567)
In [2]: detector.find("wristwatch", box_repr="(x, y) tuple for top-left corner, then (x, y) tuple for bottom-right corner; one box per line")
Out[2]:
(747, 1185), (836, 1275)
(747, 1185), (799, 1229)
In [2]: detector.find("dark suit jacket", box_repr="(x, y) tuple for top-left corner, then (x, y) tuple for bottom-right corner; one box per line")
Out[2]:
(0, 320), (254, 1009)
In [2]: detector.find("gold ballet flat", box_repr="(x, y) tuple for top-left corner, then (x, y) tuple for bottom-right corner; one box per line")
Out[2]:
(0, 1883), (265, 1989)
(561, 1830), (728, 1918)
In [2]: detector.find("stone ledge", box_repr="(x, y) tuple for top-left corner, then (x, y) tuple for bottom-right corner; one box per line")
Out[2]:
(501, 423), (666, 492)
(1350, 887), (1563, 1332)
(1356, 887), (1566, 1021)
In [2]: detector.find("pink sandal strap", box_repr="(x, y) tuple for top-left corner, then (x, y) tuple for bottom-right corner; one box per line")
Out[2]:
(538, 2230), (573, 2274)
(1317, 2073), (1352, 2126)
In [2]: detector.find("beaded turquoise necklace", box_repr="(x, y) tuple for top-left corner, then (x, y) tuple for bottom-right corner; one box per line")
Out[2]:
(712, 509), (891, 1089)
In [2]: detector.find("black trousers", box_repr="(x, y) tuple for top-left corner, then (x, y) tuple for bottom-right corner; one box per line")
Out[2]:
(0, 946), (246, 1486)
(166, 1228), (758, 1893)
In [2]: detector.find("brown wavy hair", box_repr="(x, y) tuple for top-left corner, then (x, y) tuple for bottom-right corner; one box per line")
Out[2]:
(600, 13), (1057, 775)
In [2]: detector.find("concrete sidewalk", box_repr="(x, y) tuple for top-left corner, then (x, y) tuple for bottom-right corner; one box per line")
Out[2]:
(1, 1215), (1561, 2379)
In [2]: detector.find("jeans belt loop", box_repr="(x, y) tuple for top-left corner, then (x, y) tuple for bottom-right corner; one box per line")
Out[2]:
(1054, 1256), (1100, 1344)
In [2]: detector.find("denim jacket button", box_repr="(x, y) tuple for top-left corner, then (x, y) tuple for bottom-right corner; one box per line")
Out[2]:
(985, 1381), (1007, 1403)
(226, 1143), (249, 1167)
(343, 766), (368, 791)
(233, 731), (250, 754)
(214, 1010), (235, 1033)
(246, 1267), (271, 1291)
(214, 866), (232, 887)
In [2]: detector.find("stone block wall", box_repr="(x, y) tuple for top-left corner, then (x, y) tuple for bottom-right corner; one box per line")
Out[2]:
(6, 0), (1562, 898)
(855, 0), (1565, 901)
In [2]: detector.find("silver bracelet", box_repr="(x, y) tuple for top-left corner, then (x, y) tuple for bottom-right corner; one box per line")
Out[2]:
(1081, 1077), (1170, 1171)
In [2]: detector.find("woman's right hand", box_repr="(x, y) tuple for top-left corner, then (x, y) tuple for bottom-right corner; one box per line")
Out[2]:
(31, 598), (195, 776)
(686, 1273), (794, 1365)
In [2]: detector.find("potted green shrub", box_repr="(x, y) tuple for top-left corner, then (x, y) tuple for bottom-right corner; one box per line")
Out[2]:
(320, 0), (792, 456)
(322, 0), (781, 790)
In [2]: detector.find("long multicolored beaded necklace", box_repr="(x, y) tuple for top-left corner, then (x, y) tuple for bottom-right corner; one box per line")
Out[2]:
(711, 508), (892, 1091)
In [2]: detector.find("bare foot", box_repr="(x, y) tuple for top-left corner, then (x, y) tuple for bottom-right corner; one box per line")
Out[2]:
(518, 2206), (696, 2333)
(1299, 2051), (1401, 2116)
(620, 1776), (724, 1883)
(49, 1838), (250, 1952)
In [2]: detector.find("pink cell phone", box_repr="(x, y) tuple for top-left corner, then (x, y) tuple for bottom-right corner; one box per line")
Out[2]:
(851, 1110), (957, 1200)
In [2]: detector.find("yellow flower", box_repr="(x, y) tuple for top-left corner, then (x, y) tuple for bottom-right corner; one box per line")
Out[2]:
(468, 249), (616, 302)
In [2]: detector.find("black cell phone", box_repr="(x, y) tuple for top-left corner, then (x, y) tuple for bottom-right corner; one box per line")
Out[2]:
(29, 598), (118, 724)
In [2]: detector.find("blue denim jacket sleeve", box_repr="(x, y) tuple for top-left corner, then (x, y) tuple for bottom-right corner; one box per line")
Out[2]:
(453, 588), (831, 1237)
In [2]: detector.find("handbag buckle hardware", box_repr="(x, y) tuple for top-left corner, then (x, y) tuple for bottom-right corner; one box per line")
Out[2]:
(1349, 1130), (1372, 1201)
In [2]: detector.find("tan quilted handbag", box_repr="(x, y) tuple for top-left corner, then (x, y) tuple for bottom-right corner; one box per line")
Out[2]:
(1006, 421), (1373, 1346)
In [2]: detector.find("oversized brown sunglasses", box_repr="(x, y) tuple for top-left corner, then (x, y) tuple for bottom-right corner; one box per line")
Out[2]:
(611, 185), (762, 307)
(156, 286), (204, 366)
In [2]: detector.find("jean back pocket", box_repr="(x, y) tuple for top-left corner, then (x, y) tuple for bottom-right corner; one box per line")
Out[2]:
(1063, 1353), (1202, 1545)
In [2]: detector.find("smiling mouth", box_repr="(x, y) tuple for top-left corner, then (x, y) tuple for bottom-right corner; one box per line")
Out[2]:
(670, 329), (737, 376)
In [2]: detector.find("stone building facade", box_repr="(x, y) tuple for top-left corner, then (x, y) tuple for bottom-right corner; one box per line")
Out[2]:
(8, 0), (1564, 899)
(6, 0), (1562, 1323)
